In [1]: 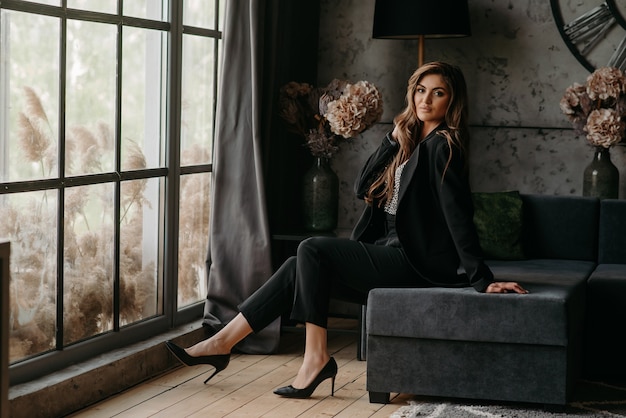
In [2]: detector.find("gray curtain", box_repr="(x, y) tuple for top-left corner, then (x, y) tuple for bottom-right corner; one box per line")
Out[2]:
(202, 0), (281, 354)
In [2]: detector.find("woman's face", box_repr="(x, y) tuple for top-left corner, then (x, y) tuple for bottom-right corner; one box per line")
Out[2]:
(413, 74), (450, 129)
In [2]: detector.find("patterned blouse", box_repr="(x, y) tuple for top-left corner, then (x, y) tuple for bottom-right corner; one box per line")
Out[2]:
(384, 160), (408, 215)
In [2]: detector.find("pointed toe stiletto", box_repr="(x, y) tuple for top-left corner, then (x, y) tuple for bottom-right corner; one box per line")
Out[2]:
(273, 357), (338, 399)
(165, 340), (230, 384)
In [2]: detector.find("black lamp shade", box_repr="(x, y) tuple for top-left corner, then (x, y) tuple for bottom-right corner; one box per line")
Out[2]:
(372, 0), (471, 39)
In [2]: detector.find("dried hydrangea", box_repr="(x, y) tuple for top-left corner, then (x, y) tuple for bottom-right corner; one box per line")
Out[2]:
(560, 82), (593, 135)
(305, 128), (339, 159)
(281, 81), (313, 99)
(325, 81), (383, 139)
(318, 79), (348, 115)
(586, 66), (625, 101)
(279, 78), (383, 158)
(560, 66), (626, 147)
(585, 108), (625, 148)
(279, 82), (315, 136)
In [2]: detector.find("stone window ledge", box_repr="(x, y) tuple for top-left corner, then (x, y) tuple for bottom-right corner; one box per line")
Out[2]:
(9, 321), (206, 418)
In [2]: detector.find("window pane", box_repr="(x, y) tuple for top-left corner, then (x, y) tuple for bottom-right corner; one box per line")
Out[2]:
(124, 0), (168, 21)
(178, 173), (210, 308)
(67, 0), (116, 14)
(66, 20), (116, 176)
(120, 177), (163, 324)
(122, 27), (166, 170)
(1, 10), (60, 182)
(218, 0), (224, 31)
(181, 34), (215, 166)
(63, 183), (115, 345)
(183, 0), (216, 29)
(0, 190), (58, 363)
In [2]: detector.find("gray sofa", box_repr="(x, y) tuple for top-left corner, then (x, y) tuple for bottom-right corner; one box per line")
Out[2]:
(365, 194), (626, 406)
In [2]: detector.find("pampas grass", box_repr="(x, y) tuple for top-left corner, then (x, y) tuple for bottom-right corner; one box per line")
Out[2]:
(5, 87), (207, 360)
(2, 192), (57, 358)
(17, 86), (55, 176)
(178, 143), (210, 307)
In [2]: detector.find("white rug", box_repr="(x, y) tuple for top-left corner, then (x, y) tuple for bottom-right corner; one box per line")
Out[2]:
(390, 381), (626, 417)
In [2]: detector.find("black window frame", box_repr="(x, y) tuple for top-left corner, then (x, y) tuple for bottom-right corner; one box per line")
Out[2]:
(0, 0), (222, 385)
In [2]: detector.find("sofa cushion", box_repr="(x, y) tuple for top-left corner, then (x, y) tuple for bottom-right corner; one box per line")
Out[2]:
(367, 259), (592, 346)
(472, 190), (524, 260)
(520, 194), (598, 261)
(598, 199), (626, 263)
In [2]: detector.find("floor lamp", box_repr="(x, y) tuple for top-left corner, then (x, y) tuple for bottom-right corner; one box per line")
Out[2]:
(372, 0), (472, 67)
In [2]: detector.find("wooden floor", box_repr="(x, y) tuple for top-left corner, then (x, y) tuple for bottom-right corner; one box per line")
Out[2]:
(68, 319), (412, 417)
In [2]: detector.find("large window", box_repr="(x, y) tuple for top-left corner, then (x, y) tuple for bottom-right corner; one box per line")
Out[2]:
(0, 0), (223, 384)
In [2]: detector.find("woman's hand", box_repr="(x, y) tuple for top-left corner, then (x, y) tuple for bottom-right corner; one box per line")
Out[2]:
(486, 282), (529, 294)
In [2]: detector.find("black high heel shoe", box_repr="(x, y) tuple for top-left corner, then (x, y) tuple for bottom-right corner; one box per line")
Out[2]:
(273, 357), (338, 398)
(165, 340), (230, 384)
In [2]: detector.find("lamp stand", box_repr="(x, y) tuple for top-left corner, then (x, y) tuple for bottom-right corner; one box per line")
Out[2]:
(418, 35), (424, 67)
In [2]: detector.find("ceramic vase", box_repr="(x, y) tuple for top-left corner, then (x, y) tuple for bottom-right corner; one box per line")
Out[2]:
(582, 146), (619, 199)
(302, 157), (338, 231)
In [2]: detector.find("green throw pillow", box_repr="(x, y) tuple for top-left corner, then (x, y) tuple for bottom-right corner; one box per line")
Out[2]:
(472, 190), (525, 260)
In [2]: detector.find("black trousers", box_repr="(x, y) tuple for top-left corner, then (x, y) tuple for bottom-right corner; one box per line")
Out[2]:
(238, 236), (430, 332)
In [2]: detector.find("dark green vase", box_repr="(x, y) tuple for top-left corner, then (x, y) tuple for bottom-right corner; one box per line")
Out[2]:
(582, 146), (619, 199)
(302, 157), (338, 231)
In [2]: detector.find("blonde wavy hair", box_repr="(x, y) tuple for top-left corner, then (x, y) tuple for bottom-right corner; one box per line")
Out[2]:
(366, 61), (470, 207)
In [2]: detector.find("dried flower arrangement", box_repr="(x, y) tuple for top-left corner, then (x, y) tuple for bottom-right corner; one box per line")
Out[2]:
(560, 66), (626, 148)
(278, 78), (383, 158)
(2, 87), (208, 360)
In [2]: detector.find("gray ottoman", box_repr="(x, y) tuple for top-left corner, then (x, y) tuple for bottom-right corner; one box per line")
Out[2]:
(366, 260), (591, 406)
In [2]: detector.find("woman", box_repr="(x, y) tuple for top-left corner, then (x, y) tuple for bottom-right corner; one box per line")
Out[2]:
(165, 61), (528, 399)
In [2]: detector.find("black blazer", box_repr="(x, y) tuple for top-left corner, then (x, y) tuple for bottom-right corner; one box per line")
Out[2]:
(351, 126), (494, 292)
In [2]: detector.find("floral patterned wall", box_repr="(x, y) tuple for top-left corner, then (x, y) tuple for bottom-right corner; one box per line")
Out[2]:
(317, 0), (626, 232)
